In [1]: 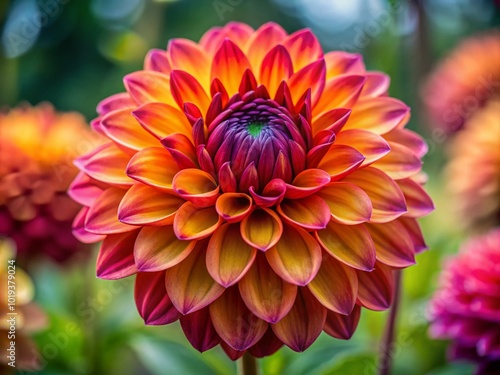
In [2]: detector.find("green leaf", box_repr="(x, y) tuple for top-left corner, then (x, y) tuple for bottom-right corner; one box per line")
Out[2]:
(321, 352), (377, 375)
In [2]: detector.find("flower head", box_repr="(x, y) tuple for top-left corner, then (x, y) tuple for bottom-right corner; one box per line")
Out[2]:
(70, 22), (433, 356)
(423, 31), (500, 134)
(0, 238), (46, 372)
(0, 103), (95, 263)
(429, 228), (500, 375)
(446, 98), (500, 231)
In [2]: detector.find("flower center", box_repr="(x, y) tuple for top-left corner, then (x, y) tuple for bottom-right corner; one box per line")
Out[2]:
(247, 121), (265, 138)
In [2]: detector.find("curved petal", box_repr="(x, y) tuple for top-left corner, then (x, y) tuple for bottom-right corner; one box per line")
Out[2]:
(249, 179), (287, 207)
(170, 70), (210, 115)
(335, 129), (391, 166)
(173, 202), (222, 241)
(68, 172), (104, 207)
(317, 182), (372, 224)
(324, 51), (365, 79)
(311, 107), (351, 136)
(287, 60), (326, 106)
(282, 29), (323, 72)
(97, 92), (135, 116)
(74, 143), (132, 187)
(314, 75), (366, 115)
(248, 327), (284, 358)
(72, 207), (105, 244)
(277, 195), (330, 230)
(372, 142), (422, 180)
(383, 128), (428, 159)
(135, 271), (181, 325)
(172, 169), (219, 207)
(308, 256), (358, 314)
(356, 262), (394, 311)
(240, 208), (282, 251)
(210, 286), (268, 351)
(396, 178), (434, 218)
(215, 193), (253, 223)
(134, 226), (196, 272)
(165, 242), (225, 314)
(259, 44), (293, 98)
(221, 342), (246, 361)
(206, 223), (257, 287)
(398, 217), (427, 253)
(132, 102), (192, 140)
(168, 38), (210, 89)
(324, 304), (361, 339)
(200, 22), (254, 53)
(211, 39), (251, 96)
(345, 97), (410, 134)
(239, 253), (297, 323)
(245, 22), (287, 71)
(126, 147), (180, 191)
(316, 221), (376, 271)
(272, 287), (326, 352)
(317, 144), (365, 180)
(144, 49), (170, 74)
(123, 70), (175, 106)
(118, 184), (184, 226)
(180, 307), (221, 352)
(96, 230), (139, 279)
(266, 223), (322, 286)
(343, 167), (407, 223)
(101, 107), (158, 151)
(360, 72), (390, 97)
(85, 188), (135, 235)
(366, 221), (416, 268)
(285, 168), (331, 199)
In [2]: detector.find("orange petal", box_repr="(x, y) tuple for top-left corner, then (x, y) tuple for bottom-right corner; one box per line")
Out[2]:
(96, 230), (139, 279)
(239, 253), (297, 323)
(314, 75), (366, 115)
(75, 143), (132, 188)
(383, 128), (428, 158)
(215, 193), (253, 223)
(360, 72), (390, 97)
(101, 107), (158, 151)
(317, 144), (364, 180)
(287, 60), (326, 106)
(134, 226), (196, 272)
(324, 51), (365, 79)
(272, 287), (326, 352)
(123, 70), (175, 106)
(245, 22), (287, 71)
(371, 142), (422, 180)
(335, 129), (391, 166)
(316, 221), (376, 271)
(356, 262), (394, 311)
(259, 44), (293, 98)
(308, 256), (357, 314)
(206, 223), (257, 287)
(132, 102), (192, 140)
(283, 29), (323, 72)
(211, 39), (251, 96)
(97, 92), (135, 116)
(240, 208), (282, 251)
(200, 22), (254, 54)
(366, 221), (416, 268)
(317, 182), (372, 224)
(126, 147), (180, 191)
(311, 107), (351, 136)
(170, 70), (210, 115)
(85, 188), (135, 235)
(173, 202), (221, 240)
(343, 167), (407, 223)
(168, 38), (210, 89)
(277, 195), (330, 230)
(396, 178), (434, 218)
(285, 168), (331, 199)
(265, 223), (322, 286)
(210, 286), (268, 351)
(118, 184), (184, 226)
(324, 304), (361, 340)
(345, 97), (410, 134)
(165, 242), (224, 314)
(398, 217), (427, 253)
(172, 168), (220, 207)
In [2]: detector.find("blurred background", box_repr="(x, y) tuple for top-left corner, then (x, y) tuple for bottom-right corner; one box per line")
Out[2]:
(0, 0), (498, 374)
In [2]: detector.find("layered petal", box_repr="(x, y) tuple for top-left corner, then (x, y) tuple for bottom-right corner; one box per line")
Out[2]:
(85, 188), (135, 234)
(96, 230), (139, 279)
(180, 307), (221, 352)
(173, 202), (222, 240)
(240, 208), (282, 251)
(324, 304), (361, 339)
(357, 263), (394, 311)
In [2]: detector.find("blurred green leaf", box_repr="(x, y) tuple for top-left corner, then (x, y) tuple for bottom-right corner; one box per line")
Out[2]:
(321, 352), (377, 375)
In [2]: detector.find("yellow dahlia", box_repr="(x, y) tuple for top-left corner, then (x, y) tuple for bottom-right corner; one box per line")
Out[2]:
(0, 103), (98, 263)
(446, 98), (500, 231)
(423, 30), (500, 133)
(0, 238), (46, 373)
(70, 22), (433, 356)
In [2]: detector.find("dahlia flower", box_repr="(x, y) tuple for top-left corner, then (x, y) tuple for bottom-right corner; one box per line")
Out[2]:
(423, 30), (500, 134)
(429, 228), (500, 375)
(446, 99), (500, 231)
(0, 238), (46, 372)
(0, 103), (96, 264)
(70, 22), (433, 356)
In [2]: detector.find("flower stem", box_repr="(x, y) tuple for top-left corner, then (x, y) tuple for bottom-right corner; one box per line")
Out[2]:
(378, 270), (402, 375)
(238, 353), (258, 375)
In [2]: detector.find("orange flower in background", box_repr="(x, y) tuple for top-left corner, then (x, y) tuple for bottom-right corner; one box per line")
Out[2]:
(0, 238), (47, 373)
(423, 30), (500, 134)
(70, 22), (433, 357)
(0, 103), (96, 264)
(446, 99), (500, 231)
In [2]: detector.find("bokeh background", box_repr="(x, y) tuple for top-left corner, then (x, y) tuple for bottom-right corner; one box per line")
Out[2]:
(0, 0), (498, 374)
